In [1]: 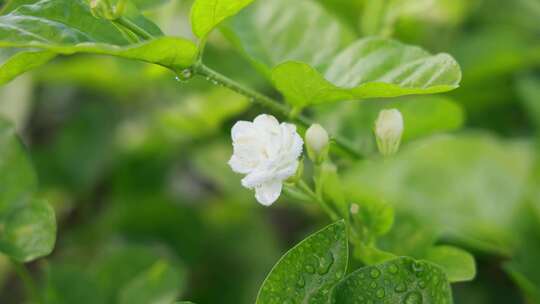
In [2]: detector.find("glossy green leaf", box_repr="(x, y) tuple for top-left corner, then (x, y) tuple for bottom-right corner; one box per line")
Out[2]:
(190, 0), (255, 38)
(256, 220), (348, 304)
(333, 257), (453, 304)
(424, 246), (476, 283)
(0, 49), (56, 85)
(0, 0), (197, 75)
(271, 38), (461, 107)
(344, 134), (533, 254)
(119, 260), (184, 304)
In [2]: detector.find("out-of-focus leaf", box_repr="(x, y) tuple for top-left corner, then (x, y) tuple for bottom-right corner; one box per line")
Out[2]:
(424, 245), (476, 283)
(0, 119), (56, 262)
(271, 38), (461, 108)
(316, 95), (465, 156)
(0, 49), (55, 85)
(256, 220), (348, 304)
(0, 199), (56, 262)
(344, 134), (534, 254)
(0, 74), (33, 131)
(119, 260), (184, 304)
(190, 0), (254, 39)
(0, 0), (197, 79)
(517, 75), (540, 130)
(333, 257), (453, 303)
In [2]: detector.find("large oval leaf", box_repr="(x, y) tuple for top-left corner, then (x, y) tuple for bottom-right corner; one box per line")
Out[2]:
(333, 257), (453, 303)
(0, 0), (197, 79)
(272, 38), (461, 108)
(256, 220), (348, 304)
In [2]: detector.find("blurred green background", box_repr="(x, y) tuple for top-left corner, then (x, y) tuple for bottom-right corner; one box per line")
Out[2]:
(0, 0), (540, 303)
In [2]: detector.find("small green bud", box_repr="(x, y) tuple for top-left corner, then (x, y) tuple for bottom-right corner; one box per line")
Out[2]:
(305, 124), (329, 163)
(374, 109), (403, 157)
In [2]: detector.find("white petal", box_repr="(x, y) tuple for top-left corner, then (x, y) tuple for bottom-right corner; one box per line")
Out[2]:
(231, 121), (253, 141)
(255, 180), (282, 206)
(228, 155), (253, 174)
(241, 164), (274, 188)
(253, 114), (280, 133)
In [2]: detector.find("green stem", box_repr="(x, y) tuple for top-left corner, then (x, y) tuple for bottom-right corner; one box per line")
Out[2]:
(297, 180), (339, 221)
(115, 16), (153, 40)
(12, 261), (40, 303)
(192, 63), (362, 159)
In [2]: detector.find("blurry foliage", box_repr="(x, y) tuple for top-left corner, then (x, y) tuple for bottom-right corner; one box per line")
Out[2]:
(0, 0), (538, 303)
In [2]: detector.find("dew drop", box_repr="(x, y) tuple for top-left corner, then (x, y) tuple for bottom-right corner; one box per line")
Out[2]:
(376, 288), (385, 298)
(317, 252), (334, 275)
(296, 276), (305, 288)
(418, 279), (427, 289)
(176, 68), (193, 82)
(305, 264), (315, 274)
(394, 282), (407, 293)
(389, 264), (399, 274)
(403, 291), (423, 304)
(412, 261), (424, 275)
(370, 268), (381, 279)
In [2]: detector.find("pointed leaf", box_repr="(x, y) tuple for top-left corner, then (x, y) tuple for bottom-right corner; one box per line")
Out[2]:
(0, 0), (197, 78)
(256, 220), (348, 304)
(0, 49), (56, 85)
(191, 0), (255, 38)
(334, 257), (453, 303)
(272, 38), (461, 107)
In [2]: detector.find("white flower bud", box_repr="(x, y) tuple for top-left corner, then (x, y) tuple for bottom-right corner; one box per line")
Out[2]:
(305, 124), (329, 163)
(374, 109), (404, 156)
(229, 114), (303, 206)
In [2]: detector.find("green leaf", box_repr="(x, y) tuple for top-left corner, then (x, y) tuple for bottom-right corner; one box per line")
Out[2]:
(119, 260), (184, 304)
(0, 49), (56, 85)
(333, 257), (453, 303)
(424, 245), (476, 283)
(190, 0), (255, 39)
(0, 0), (197, 77)
(271, 38), (461, 107)
(256, 220), (348, 304)
(0, 119), (56, 262)
(132, 0), (171, 10)
(0, 198), (56, 262)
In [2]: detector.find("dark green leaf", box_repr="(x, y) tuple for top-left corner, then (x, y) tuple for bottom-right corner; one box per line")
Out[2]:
(334, 257), (453, 304)
(0, 0), (197, 75)
(256, 220), (348, 304)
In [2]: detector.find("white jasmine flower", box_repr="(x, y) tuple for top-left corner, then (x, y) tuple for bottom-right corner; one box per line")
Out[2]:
(374, 109), (404, 156)
(229, 114), (303, 206)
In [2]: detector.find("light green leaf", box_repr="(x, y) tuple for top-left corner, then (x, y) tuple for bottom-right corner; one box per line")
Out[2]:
(0, 49), (56, 85)
(132, 0), (171, 10)
(0, 0), (197, 77)
(0, 198), (56, 262)
(424, 245), (476, 283)
(190, 0), (255, 39)
(256, 220), (348, 304)
(333, 257), (453, 303)
(119, 260), (185, 304)
(271, 38), (461, 107)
